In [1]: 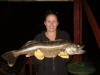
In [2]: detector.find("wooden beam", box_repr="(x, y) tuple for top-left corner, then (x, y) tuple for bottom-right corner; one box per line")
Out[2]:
(8, 0), (74, 2)
(73, 0), (83, 61)
(83, 0), (100, 48)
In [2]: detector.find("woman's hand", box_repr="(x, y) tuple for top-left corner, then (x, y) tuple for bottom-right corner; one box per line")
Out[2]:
(26, 49), (44, 60)
(34, 49), (44, 60)
(58, 51), (69, 59)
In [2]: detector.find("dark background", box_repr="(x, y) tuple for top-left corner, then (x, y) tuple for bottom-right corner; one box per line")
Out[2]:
(0, 0), (100, 75)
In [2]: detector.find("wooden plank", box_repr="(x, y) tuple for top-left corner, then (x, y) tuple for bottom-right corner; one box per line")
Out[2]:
(73, 0), (83, 61)
(83, 0), (100, 48)
(8, 0), (74, 2)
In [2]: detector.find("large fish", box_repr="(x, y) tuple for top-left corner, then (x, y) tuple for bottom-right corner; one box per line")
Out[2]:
(1, 39), (85, 67)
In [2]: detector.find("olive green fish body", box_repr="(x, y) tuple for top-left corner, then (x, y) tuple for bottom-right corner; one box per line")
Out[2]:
(1, 39), (85, 67)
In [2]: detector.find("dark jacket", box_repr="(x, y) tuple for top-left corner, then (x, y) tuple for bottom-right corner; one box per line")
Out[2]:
(32, 30), (73, 75)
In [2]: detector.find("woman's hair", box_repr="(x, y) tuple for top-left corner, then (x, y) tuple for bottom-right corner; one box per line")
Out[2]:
(44, 9), (59, 21)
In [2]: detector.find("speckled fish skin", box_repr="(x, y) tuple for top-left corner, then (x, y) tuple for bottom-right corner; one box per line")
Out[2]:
(1, 39), (85, 67)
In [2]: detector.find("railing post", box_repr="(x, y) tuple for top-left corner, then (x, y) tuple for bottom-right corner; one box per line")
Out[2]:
(73, 0), (83, 61)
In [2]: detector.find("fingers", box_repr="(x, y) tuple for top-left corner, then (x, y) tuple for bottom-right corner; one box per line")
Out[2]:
(34, 49), (44, 60)
(58, 51), (69, 59)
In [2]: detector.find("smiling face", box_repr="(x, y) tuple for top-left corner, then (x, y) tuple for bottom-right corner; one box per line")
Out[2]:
(44, 14), (59, 32)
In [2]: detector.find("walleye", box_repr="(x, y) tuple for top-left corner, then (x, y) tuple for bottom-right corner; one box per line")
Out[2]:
(1, 39), (85, 67)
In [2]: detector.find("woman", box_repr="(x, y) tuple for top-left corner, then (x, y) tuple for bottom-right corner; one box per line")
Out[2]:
(25, 10), (73, 75)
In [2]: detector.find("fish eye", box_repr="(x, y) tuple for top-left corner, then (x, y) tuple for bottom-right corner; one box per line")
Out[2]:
(77, 45), (80, 47)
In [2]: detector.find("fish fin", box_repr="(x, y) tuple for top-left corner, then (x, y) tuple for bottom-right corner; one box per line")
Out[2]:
(20, 40), (34, 49)
(1, 50), (18, 67)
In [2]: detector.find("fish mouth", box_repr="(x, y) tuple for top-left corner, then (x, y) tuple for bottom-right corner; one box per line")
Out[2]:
(76, 45), (86, 54)
(75, 50), (86, 54)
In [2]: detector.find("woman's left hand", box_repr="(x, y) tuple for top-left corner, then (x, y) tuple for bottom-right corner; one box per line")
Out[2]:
(58, 51), (69, 59)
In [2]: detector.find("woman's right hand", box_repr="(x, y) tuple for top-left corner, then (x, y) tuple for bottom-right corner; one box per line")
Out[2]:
(25, 49), (44, 60)
(34, 49), (44, 60)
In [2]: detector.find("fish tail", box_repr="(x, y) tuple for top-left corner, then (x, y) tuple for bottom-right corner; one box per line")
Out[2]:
(1, 50), (19, 67)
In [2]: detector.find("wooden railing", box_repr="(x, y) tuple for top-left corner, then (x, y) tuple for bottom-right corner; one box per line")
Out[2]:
(83, 0), (100, 48)
(73, 0), (83, 61)
(73, 0), (100, 61)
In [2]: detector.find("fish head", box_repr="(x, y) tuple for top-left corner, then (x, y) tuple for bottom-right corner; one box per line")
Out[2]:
(65, 44), (85, 55)
(75, 44), (85, 54)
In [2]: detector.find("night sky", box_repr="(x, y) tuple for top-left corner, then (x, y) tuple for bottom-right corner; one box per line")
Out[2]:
(0, 0), (100, 74)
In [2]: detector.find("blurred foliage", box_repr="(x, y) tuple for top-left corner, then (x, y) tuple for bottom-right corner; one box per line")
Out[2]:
(67, 61), (96, 75)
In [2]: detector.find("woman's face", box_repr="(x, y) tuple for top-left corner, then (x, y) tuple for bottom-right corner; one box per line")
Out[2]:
(44, 14), (59, 32)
